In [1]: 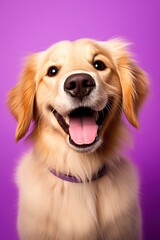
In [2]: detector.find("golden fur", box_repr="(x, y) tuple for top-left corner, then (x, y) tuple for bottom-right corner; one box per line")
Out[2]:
(8, 38), (148, 240)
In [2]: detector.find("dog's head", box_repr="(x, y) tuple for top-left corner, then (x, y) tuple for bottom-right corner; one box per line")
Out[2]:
(8, 38), (148, 153)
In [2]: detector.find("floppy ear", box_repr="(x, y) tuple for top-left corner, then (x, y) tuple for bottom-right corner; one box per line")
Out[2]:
(119, 61), (148, 128)
(107, 39), (148, 128)
(8, 54), (37, 141)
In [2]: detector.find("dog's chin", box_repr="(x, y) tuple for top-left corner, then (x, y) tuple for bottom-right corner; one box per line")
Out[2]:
(67, 135), (103, 153)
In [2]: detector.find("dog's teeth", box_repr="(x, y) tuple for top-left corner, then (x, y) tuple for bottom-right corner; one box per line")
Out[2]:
(94, 112), (99, 121)
(95, 135), (99, 141)
(65, 116), (70, 124)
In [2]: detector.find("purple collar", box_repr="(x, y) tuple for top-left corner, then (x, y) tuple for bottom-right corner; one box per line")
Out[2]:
(50, 165), (107, 183)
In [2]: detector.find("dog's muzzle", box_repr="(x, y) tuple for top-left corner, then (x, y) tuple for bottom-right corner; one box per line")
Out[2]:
(64, 73), (96, 101)
(49, 73), (113, 151)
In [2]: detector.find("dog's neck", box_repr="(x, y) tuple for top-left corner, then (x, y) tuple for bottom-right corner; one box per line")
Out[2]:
(49, 164), (107, 183)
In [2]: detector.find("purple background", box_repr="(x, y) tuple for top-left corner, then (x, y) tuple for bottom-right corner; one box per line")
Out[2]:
(1, 0), (160, 239)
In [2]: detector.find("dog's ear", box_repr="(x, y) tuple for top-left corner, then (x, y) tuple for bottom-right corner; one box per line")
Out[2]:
(119, 61), (148, 128)
(106, 39), (149, 128)
(8, 54), (37, 141)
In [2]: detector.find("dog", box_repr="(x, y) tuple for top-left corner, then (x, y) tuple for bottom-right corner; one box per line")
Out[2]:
(8, 38), (148, 240)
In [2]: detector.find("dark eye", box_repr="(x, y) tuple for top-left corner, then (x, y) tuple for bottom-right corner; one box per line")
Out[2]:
(93, 60), (106, 71)
(47, 66), (58, 77)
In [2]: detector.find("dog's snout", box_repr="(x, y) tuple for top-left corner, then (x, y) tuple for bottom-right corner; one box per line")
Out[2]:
(64, 73), (95, 100)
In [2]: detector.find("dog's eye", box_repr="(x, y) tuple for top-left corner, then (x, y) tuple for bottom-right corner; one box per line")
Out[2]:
(47, 66), (58, 77)
(93, 60), (106, 71)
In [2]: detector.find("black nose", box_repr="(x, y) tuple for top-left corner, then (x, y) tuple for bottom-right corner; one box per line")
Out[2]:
(64, 73), (96, 100)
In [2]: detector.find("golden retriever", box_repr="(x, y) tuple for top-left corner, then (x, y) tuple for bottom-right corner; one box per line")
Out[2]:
(8, 38), (148, 240)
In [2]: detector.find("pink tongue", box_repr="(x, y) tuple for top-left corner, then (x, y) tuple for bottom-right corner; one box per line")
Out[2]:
(69, 114), (98, 145)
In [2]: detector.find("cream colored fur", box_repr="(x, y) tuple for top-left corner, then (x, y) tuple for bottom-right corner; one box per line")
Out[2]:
(8, 38), (148, 240)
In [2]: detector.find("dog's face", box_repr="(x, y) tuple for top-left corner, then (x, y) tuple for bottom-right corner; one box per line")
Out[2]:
(35, 39), (122, 152)
(8, 39), (148, 153)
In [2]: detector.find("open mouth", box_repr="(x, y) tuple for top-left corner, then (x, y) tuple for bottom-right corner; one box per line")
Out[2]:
(49, 98), (113, 149)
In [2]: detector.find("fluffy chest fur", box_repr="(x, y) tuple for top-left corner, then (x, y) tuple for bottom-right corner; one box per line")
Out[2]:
(16, 149), (140, 240)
